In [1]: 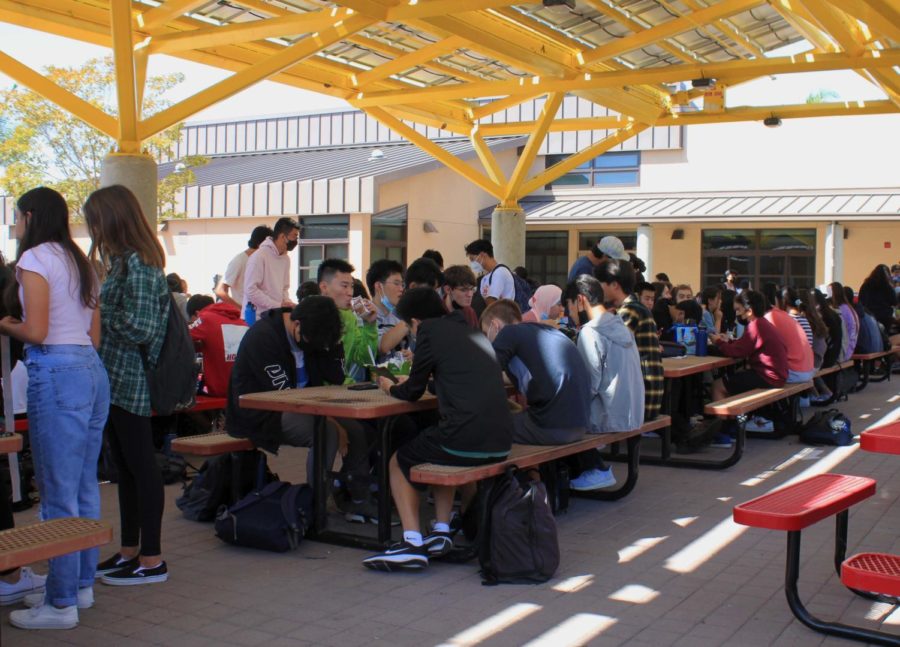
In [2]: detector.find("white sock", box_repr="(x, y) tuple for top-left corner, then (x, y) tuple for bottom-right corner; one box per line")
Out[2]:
(433, 522), (450, 533)
(403, 531), (423, 546)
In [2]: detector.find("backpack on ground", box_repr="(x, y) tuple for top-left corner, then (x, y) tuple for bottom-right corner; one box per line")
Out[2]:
(799, 409), (853, 446)
(214, 481), (313, 552)
(142, 293), (198, 416)
(479, 466), (559, 585)
(488, 264), (534, 314)
(176, 450), (272, 522)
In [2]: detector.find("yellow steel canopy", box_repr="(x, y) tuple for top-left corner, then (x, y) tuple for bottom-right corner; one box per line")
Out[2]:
(1, 0), (898, 206)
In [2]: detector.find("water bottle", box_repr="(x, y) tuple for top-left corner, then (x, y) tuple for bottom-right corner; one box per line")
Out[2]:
(696, 326), (708, 356)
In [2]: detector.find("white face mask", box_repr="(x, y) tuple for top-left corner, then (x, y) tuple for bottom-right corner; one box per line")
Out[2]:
(469, 258), (484, 275)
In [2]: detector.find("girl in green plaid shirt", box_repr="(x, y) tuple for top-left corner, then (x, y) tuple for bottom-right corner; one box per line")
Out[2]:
(84, 186), (170, 587)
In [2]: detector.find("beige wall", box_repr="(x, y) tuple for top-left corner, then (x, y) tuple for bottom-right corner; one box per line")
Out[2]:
(842, 222), (900, 289)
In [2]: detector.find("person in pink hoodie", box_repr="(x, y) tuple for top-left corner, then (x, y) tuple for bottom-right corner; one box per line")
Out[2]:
(243, 217), (299, 323)
(761, 283), (815, 383)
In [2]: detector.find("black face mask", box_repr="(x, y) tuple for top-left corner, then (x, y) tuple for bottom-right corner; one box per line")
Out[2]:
(577, 310), (590, 327)
(286, 239), (298, 252)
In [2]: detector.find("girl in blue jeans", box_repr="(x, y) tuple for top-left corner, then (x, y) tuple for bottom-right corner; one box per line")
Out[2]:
(0, 187), (109, 630)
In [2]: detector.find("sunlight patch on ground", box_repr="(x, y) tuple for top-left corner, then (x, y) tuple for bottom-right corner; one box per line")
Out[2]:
(521, 613), (617, 646)
(609, 584), (660, 604)
(860, 413), (872, 420)
(437, 603), (542, 647)
(740, 447), (817, 487)
(864, 601), (897, 622)
(618, 536), (668, 563)
(884, 606), (900, 626)
(551, 574), (594, 593)
(864, 402), (900, 430)
(887, 395), (899, 403)
(716, 496), (732, 502)
(672, 516), (698, 528)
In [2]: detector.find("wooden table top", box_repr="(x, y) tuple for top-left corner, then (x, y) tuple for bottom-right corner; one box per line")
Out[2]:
(239, 384), (439, 419)
(663, 355), (736, 378)
(860, 421), (900, 455)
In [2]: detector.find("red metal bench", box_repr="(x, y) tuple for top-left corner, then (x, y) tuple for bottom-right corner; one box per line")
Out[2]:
(860, 421), (900, 456)
(734, 474), (899, 645)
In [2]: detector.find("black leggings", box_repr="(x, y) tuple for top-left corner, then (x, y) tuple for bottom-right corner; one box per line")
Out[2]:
(107, 406), (164, 556)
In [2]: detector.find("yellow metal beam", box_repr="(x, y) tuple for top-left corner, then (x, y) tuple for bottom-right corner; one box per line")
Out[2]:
(581, 0), (762, 65)
(833, 0), (900, 43)
(503, 92), (563, 202)
(139, 14), (375, 139)
(145, 10), (349, 55)
(471, 94), (541, 121)
(0, 0), (109, 46)
(656, 0), (746, 60)
(364, 106), (504, 199)
(656, 100), (897, 125)
(469, 129), (507, 186)
(681, 0), (766, 57)
(767, 0), (839, 51)
(351, 50), (900, 106)
(517, 123), (650, 198)
(137, 0), (211, 33)
(0, 49), (117, 138)
(110, 0), (140, 153)
(337, 0), (522, 22)
(347, 34), (486, 84)
(479, 116), (631, 136)
(353, 36), (465, 88)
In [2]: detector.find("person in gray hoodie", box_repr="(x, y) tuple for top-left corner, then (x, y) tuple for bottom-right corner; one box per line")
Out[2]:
(564, 275), (645, 434)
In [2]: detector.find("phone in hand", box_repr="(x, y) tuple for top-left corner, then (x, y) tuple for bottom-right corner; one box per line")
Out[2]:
(347, 382), (378, 391)
(368, 365), (399, 384)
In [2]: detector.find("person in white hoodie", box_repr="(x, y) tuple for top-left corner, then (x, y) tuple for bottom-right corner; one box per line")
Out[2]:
(564, 274), (645, 435)
(243, 217), (299, 323)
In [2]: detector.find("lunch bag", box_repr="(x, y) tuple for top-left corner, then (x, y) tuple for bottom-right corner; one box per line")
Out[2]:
(214, 481), (313, 552)
(799, 409), (853, 446)
(479, 467), (559, 585)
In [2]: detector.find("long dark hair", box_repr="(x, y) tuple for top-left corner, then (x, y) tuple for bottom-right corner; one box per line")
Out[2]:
(16, 187), (97, 308)
(863, 264), (892, 294)
(83, 185), (165, 269)
(797, 288), (827, 339)
(829, 282), (850, 307)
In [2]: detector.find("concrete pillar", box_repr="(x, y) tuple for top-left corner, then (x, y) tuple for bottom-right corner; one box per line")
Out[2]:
(490, 205), (526, 269)
(637, 224), (653, 280)
(824, 222), (844, 285)
(100, 153), (158, 227)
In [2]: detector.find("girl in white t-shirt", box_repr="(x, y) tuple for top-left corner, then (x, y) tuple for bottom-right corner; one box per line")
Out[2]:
(0, 187), (110, 631)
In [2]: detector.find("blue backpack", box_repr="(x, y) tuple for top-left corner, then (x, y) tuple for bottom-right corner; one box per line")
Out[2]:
(488, 264), (534, 313)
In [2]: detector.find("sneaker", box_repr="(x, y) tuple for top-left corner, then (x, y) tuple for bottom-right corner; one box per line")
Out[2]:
(422, 531), (453, 558)
(362, 541), (428, 572)
(569, 468), (616, 491)
(336, 493), (400, 526)
(95, 553), (139, 577)
(798, 396), (811, 408)
(9, 604), (78, 630)
(710, 432), (734, 448)
(0, 567), (46, 606)
(24, 587), (93, 610)
(101, 562), (168, 586)
(810, 394), (833, 406)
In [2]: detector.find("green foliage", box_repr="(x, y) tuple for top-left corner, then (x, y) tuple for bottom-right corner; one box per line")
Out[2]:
(0, 57), (206, 220)
(805, 89), (840, 104)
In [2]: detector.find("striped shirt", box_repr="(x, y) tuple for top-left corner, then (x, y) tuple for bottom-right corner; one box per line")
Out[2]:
(619, 295), (664, 421)
(789, 312), (814, 347)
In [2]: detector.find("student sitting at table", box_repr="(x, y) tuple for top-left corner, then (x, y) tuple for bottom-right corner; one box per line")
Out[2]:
(440, 264), (479, 329)
(762, 283), (815, 384)
(366, 259), (410, 363)
(405, 256), (443, 290)
(186, 294), (248, 398)
(317, 258), (378, 383)
(481, 299), (590, 446)
(709, 290), (788, 401)
(700, 286), (723, 333)
(225, 298), (377, 520)
(635, 280), (656, 311)
(563, 276), (645, 489)
(364, 289), (513, 572)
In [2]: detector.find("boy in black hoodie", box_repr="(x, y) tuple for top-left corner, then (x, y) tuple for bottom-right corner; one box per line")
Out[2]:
(362, 289), (513, 572)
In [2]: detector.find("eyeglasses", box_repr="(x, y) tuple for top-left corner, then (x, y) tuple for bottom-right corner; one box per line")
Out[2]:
(385, 280), (405, 288)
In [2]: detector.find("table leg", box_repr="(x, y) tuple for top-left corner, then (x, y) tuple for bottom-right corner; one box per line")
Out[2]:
(377, 418), (395, 546)
(311, 414), (328, 536)
(574, 434), (641, 501)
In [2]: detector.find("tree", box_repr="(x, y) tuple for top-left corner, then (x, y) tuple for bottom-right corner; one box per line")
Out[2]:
(805, 89), (840, 104)
(0, 57), (205, 219)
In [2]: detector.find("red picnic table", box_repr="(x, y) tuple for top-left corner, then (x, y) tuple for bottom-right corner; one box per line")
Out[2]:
(860, 420), (900, 455)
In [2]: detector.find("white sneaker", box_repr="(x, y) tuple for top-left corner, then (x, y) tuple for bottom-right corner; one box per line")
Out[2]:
(0, 567), (46, 606)
(24, 587), (94, 610)
(9, 603), (78, 630)
(570, 468), (616, 491)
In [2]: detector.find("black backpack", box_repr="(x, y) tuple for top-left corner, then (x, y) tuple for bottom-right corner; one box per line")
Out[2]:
(479, 467), (559, 585)
(142, 293), (198, 416)
(176, 451), (271, 522)
(488, 264), (534, 314)
(214, 481), (313, 552)
(799, 409), (853, 446)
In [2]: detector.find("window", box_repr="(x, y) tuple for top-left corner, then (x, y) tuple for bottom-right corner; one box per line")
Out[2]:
(481, 228), (568, 287)
(371, 205), (407, 265)
(701, 229), (816, 290)
(545, 151), (640, 189)
(298, 215), (348, 283)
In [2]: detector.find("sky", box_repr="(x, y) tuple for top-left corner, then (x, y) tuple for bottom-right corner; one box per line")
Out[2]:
(0, 22), (890, 124)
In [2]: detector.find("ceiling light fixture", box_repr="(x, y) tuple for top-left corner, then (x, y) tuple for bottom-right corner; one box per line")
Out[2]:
(763, 116), (782, 127)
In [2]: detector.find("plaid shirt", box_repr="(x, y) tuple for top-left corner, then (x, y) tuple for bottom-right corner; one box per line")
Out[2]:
(619, 295), (664, 421)
(99, 253), (168, 416)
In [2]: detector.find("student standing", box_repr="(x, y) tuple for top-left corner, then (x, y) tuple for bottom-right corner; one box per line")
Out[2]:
(215, 225), (273, 309)
(2, 188), (109, 630)
(83, 185), (170, 586)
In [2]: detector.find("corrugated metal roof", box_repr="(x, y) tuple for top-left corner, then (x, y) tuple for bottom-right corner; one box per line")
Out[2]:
(478, 190), (900, 222)
(161, 137), (525, 188)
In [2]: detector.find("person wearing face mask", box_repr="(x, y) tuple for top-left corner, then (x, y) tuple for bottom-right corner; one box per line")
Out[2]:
(708, 290), (788, 402)
(366, 259), (411, 362)
(465, 239), (515, 306)
(243, 217), (299, 323)
(521, 285), (563, 325)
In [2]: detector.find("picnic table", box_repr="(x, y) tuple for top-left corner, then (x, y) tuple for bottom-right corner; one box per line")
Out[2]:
(860, 420), (900, 455)
(239, 385), (441, 550)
